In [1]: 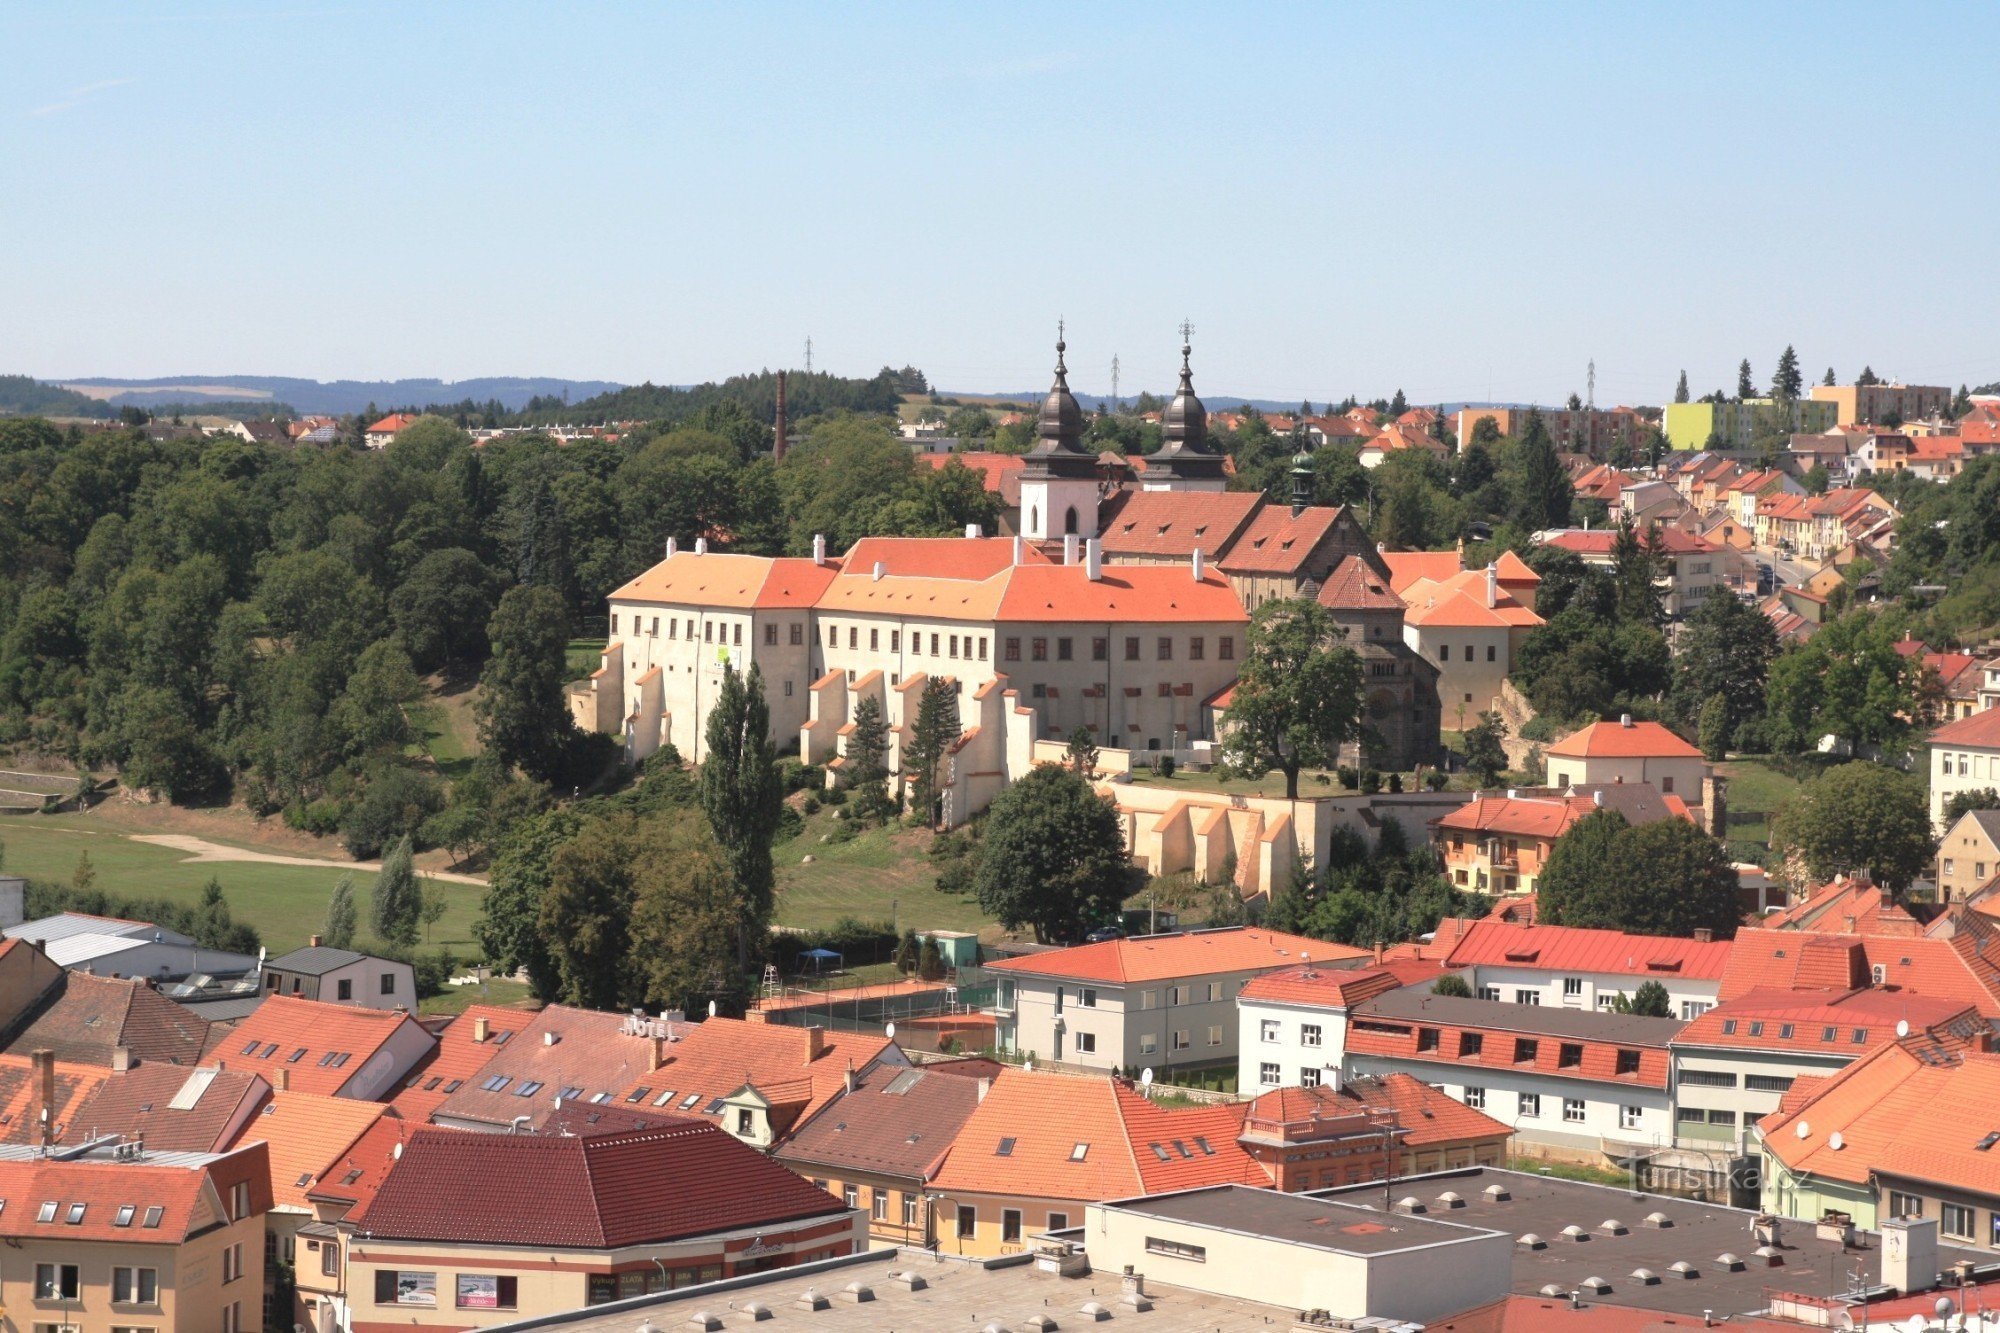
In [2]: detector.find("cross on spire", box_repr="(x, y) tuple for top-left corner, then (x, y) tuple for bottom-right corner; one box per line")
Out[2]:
(1178, 318), (1195, 346)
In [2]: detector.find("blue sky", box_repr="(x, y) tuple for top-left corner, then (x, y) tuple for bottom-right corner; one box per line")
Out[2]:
(8, 2), (1998, 404)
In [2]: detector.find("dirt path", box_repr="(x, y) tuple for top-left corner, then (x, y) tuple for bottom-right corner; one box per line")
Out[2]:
(128, 834), (488, 886)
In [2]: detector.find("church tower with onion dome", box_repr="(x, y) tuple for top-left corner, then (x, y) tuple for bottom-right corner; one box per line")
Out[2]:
(1142, 332), (1228, 493)
(1017, 328), (1102, 540)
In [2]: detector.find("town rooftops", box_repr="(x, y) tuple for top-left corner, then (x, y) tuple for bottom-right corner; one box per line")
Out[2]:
(1381, 549), (1465, 594)
(263, 945), (371, 975)
(0, 1139), (270, 1244)
(200, 994), (431, 1096)
(774, 1059), (988, 1181)
(1719, 927), (2000, 1020)
(1107, 1182), (1504, 1258)
(1433, 785), (1691, 843)
(1673, 987), (1983, 1056)
(1237, 958), (1443, 1009)
(1758, 1044), (2000, 1192)
(981, 926), (1362, 985)
(928, 1067), (1268, 1202)
(919, 451), (1024, 503)
(72, 1062), (267, 1153)
(1931, 706), (2000, 748)
(1241, 1072), (1510, 1150)
(388, 1002), (537, 1122)
(1212, 504), (1352, 575)
(1543, 718), (1704, 760)
(1537, 527), (1715, 557)
(1346, 992), (1680, 1089)
(609, 551), (842, 608)
(1761, 875), (1926, 937)
(356, 1121), (848, 1249)
(1442, 920), (1733, 981)
(1400, 569), (1544, 629)
(6, 972), (212, 1067)
(0, 1052), (108, 1145)
(1314, 553), (1406, 612)
(239, 1089), (394, 1211)
(1093, 489), (1263, 558)
(844, 534), (1046, 580)
(366, 413), (419, 436)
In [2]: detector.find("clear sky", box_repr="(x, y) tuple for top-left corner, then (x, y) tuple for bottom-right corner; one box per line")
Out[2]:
(8, 2), (1998, 406)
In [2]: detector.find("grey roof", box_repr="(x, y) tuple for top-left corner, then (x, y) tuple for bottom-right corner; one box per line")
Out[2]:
(1355, 989), (1688, 1046)
(1106, 1183), (1502, 1257)
(4, 913), (184, 946)
(168, 994), (266, 1023)
(266, 945), (370, 975)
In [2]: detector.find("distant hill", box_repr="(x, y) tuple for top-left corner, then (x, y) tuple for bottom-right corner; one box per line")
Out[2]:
(0, 375), (115, 418)
(56, 375), (625, 416)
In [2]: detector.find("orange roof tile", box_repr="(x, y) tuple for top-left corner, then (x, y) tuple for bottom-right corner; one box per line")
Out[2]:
(1759, 1044), (2000, 1191)
(1243, 1072), (1510, 1151)
(366, 413), (418, 435)
(1216, 504), (1350, 575)
(1443, 920), (1734, 981)
(993, 565), (1248, 625)
(0, 1054), (109, 1145)
(610, 552), (841, 608)
(235, 1090), (393, 1212)
(1094, 491), (1263, 559)
(204, 995), (433, 1097)
(1931, 707), (2000, 749)
(1720, 928), (2000, 1020)
(1675, 987), (1981, 1055)
(388, 1004), (536, 1122)
(982, 928), (1362, 985)
(0, 1142), (270, 1244)
(1544, 719), (1703, 759)
(843, 535), (1044, 580)
(1381, 550), (1464, 595)
(1238, 959), (1442, 1008)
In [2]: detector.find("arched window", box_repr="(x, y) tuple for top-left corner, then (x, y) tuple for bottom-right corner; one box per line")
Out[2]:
(1028, 506), (1040, 535)
(1064, 505), (1079, 535)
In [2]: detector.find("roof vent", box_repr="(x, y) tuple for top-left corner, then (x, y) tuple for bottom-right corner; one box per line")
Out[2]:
(1629, 1268), (1660, 1286)
(888, 1271), (929, 1291)
(1668, 1260), (1699, 1278)
(1600, 1219), (1628, 1236)
(1644, 1212), (1673, 1229)
(1518, 1233), (1546, 1249)
(1620, 713), (1633, 727)
(1484, 1184), (1511, 1201)
(1752, 1245), (1785, 1266)
(871, 561), (885, 582)
(1077, 1302), (1112, 1322)
(1561, 1225), (1590, 1242)
(795, 1287), (829, 1311)
(1023, 1317), (1060, 1332)
(685, 1313), (722, 1331)
(740, 1302), (773, 1321)
(1715, 1253), (1746, 1271)
(981, 1324), (1011, 1333)
(1436, 1191), (1465, 1209)
(543, 1031), (559, 1046)
(1577, 1276), (1612, 1294)
(839, 1282), (874, 1304)
(1538, 1284), (1567, 1298)
(693, 537), (708, 556)
(1396, 1196), (1426, 1214)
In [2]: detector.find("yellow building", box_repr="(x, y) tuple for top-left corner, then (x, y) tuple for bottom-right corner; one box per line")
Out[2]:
(0, 1139), (271, 1333)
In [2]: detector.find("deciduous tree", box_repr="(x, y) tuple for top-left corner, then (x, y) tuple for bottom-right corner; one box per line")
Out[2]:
(1217, 599), (1362, 800)
(1770, 762), (1935, 893)
(700, 663), (782, 967)
(974, 764), (1131, 944)
(1539, 811), (1739, 938)
(371, 834), (422, 948)
(476, 584), (572, 782)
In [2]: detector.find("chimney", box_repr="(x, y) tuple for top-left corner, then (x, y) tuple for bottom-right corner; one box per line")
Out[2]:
(1012, 535), (1025, 566)
(804, 1026), (826, 1063)
(844, 1059), (857, 1094)
(32, 1049), (54, 1147)
(309, 934), (322, 949)
(111, 1046), (132, 1073)
(1692, 928), (1714, 943)
(977, 1077), (992, 1102)
(693, 536), (708, 556)
(1485, 561), (1497, 608)
(543, 1030), (560, 1047)
(1372, 940), (1384, 965)
(649, 1036), (667, 1072)
(774, 369), (788, 461)
(473, 1016), (489, 1043)
(666, 536), (678, 558)
(812, 533), (827, 566)
(1085, 537), (1103, 582)
(964, 522), (981, 539)
(1063, 533), (1080, 566)
(872, 560), (886, 582)
(1192, 548), (1205, 581)
(276, 1067), (289, 1091)
(1620, 713), (1633, 727)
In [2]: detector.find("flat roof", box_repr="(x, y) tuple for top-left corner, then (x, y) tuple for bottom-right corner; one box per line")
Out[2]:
(1311, 1167), (1987, 1321)
(500, 1249), (1302, 1332)
(1104, 1182), (1503, 1257)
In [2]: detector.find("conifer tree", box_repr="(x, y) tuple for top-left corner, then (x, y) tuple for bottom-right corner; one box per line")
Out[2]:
(1771, 345), (1803, 401)
(1673, 370), (1690, 404)
(372, 836), (421, 947)
(1736, 359), (1756, 400)
(844, 695), (894, 824)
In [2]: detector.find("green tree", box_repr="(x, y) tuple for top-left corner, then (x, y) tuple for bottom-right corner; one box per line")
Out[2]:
(1610, 519), (1664, 627)
(843, 694), (894, 825)
(1463, 711), (1509, 786)
(905, 675), (961, 825)
(1217, 599), (1362, 800)
(1064, 726), (1100, 778)
(1509, 410), (1571, 530)
(539, 812), (640, 1008)
(420, 883), (449, 942)
(1539, 812), (1739, 937)
(324, 875), (358, 950)
(974, 764), (1131, 943)
(1615, 979), (1673, 1017)
(1673, 371), (1690, 404)
(1431, 973), (1472, 998)
(371, 835), (423, 947)
(1802, 463), (1829, 496)
(1764, 612), (1918, 755)
(475, 584), (572, 782)
(1736, 359), (1756, 400)
(476, 805), (580, 999)
(71, 852), (95, 893)
(1823, 367), (1837, 387)
(629, 812), (747, 1012)
(1670, 585), (1779, 741)
(1771, 345), (1803, 400)
(1697, 693), (1731, 762)
(1942, 789), (2000, 825)
(1857, 365), (1879, 387)
(391, 547), (501, 671)
(700, 663), (782, 967)
(892, 928), (920, 974)
(192, 878), (259, 953)
(1770, 762), (1935, 893)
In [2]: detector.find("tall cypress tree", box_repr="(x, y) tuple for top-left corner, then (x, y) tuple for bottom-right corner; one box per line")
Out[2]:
(700, 663), (781, 968)
(906, 676), (961, 828)
(1771, 346), (1803, 401)
(1510, 409), (1571, 531)
(1736, 359), (1756, 400)
(372, 836), (421, 947)
(1673, 370), (1690, 404)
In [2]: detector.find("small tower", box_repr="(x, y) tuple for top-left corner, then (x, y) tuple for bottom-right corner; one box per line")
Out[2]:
(1144, 327), (1228, 493)
(1018, 329), (1101, 540)
(1289, 448), (1315, 517)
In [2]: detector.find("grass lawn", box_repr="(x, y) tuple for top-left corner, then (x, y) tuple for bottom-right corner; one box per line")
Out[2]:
(772, 810), (993, 935)
(1717, 756), (1808, 854)
(419, 976), (535, 1016)
(1129, 765), (1431, 800)
(417, 680), (483, 783)
(0, 815), (489, 957)
(565, 638), (608, 682)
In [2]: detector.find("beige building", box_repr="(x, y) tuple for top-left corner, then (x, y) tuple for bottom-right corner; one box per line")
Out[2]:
(1382, 552), (1543, 722)
(0, 1139), (271, 1333)
(1542, 717), (1711, 804)
(1930, 709), (2000, 830)
(1940, 808), (2000, 901)
(1810, 381), (1952, 427)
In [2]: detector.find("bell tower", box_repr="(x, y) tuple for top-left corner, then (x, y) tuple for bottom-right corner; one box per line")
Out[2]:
(1145, 323), (1228, 493)
(1017, 325), (1101, 540)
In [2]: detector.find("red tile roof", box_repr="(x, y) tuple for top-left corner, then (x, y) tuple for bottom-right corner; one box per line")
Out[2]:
(237, 1089), (393, 1211)
(844, 535), (1045, 580)
(1237, 959), (1442, 1008)
(1762, 876), (1925, 937)
(610, 552), (842, 608)
(1380, 550), (1465, 595)
(0, 1141), (270, 1244)
(71, 1062), (266, 1152)
(1315, 554), (1405, 612)
(995, 564), (1248, 624)
(204, 995), (432, 1097)
(1217, 505), (1350, 575)
(983, 928), (1363, 985)
(0, 1054), (109, 1145)
(1720, 927), (2000, 1020)
(1758, 1044), (2000, 1191)
(1094, 490), (1263, 559)
(1443, 920), (1733, 981)
(1344, 992), (1679, 1089)
(388, 1003), (536, 1122)
(1539, 528), (1715, 557)
(366, 413), (418, 435)
(1674, 987), (1982, 1055)
(357, 1121), (848, 1248)
(6, 973), (211, 1068)
(1243, 1072), (1510, 1151)
(1931, 707), (2000, 749)
(1543, 719), (1703, 759)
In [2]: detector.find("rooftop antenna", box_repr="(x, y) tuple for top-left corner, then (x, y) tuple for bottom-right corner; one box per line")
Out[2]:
(1587, 358), (1597, 412)
(804, 336), (813, 376)
(1109, 354), (1120, 413)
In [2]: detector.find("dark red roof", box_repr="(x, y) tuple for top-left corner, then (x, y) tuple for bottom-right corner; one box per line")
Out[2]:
(356, 1121), (848, 1248)
(7, 974), (211, 1067)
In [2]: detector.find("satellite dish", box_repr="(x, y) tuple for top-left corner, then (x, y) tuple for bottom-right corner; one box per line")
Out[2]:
(885, 1022), (897, 1040)
(1141, 1068), (1154, 1086)
(1796, 1121), (1811, 1139)
(707, 999), (717, 1019)
(1829, 1131), (1845, 1151)
(1937, 1296), (1958, 1318)
(1896, 1019), (1910, 1037)
(1902, 1315), (1929, 1333)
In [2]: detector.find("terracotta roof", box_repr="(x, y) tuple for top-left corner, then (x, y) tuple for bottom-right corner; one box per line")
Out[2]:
(928, 1068), (1267, 1202)
(0, 1054), (109, 1145)
(303, 1111), (408, 1214)
(70, 1063), (266, 1152)
(1674, 987), (1983, 1055)
(1543, 719), (1703, 759)
(0, 1141), (270, 1244)
(236, 1089), (393, 1211)
(1238, 960), (1443, 1009)
(366, 413), (418, 435)
(919, 451), (1024, 503)
(1345, 991), (1680, 1089)
(1399, 570), (1543, 629)
(1434, 793), (1600, 840)
(1242, 1072), (1510, 1150)
(981, 927), (1361, 985)
(1093, 490), (1262, 559)
(1719, 928), (2000, 1020)
(1762, 876), (1925, 937)
(6, 974), (211, 1067)
(609, 551), (841, 608)
(1931, 707), (2000, 749)
(1538, 528), (1715, 557)
(1381, 550), (1468, 595)
(202, 995), (432, 1097)
(1443, 920), (1734, 981)
(610, 1017), (897, 1140)
(388, 1003), (537, 1122)
(775, 1060), (987, 1181)
(843, 535), (1044, 580)
(993, 565), (1248, 625)
(1758, 1044), (2000, 1191)
(1215, 504), (1348, 575)
(1314, 554), (1405, 612)
(814, 567), (1009, 620)
(357, 1122), (847, 1248)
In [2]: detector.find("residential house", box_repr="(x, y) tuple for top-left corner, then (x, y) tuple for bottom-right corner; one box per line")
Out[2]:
(925, 1067), (1268, 1256)
(1670, 988), (1983, 1150)
(1940, 810), (2000, 904)
(388, 1004), (538, 1123)
(1438, 919), (1731, 1019)
(1341, 989), (1681, 1156)
(1540, 717), (1713, 814)
(1236, 1073), (1511, 1189)
(1907, 434), (1967, 481)
(202, 995), (436, 1100)
(1786, 431), (1856, 483)
(261, 942), (417, 1011)
(1805, 488), (1897, 562)
(1432, 783), (1697, 896)
(1388, 558), (1545, 721)
(1929, 708), (2000, 829)
(1235, 959), (1443, 1092)
(983, 927), (1367, 1074)
(1534, 526), (1726, 620)
(71, 1061), (268, 1152)
(0, 1138), (271, 1333)
(294, 1113), (409, 1332)
(364, 413), (418, 447)
(4, 969), (212, 1067)
(1758, 1039), (2000, 1241)
(348, 1122), (862, 1326)
(772, 1058), (992, 1248)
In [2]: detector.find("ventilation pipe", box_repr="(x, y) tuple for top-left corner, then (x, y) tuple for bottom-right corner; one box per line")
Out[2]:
(666, 536), (678, 558)
(964, 522), (981, 539)
(872, 561), (886, 582)
(693, 537), (708, 556)
(1192, 548), (1205, 581)
(1486, 561), (1498, 608)
(1064, 534), (1080, 566)
(1085, 537), (1103, 582)
(812, 534), (827, 566)
(1012, 535), (1026, 566)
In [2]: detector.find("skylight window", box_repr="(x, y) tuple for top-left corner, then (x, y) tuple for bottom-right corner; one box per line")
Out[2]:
(36, 1201), (56, 1222)
(1070, 1143), (1090, 1162)
(422, 1077), (441, 1091)
(1149, 1144), (1170, 1161)
(590, 1092), (612, 1104)
(1720, 1020), (1737, 1035)
(442, 1080), (462, 1093)
(995, 1137), (1017, 1157)
(703, 1097), (728, 1114)
(515, 1081), (544, 1098)
(288, 1048), (308, 1063)
(66, 1203), (85, 1224)
(653, 1089), (678, 1107)
(628, 1088), (651, 1103)
(143, 1206), (164, 1228)
(678, 1094), (702, 1110)
(329, 1053), (351, 1068)
(114, 1205), (134, 1226)
(559, 1086), (585, 1102)
(240, 1040), (261, 1056)
(481, 1076), (511, 1093)
(1193, 1136), (1215, 1156)
(317, 1052), (337, 1067)
(1978, 1132), (2000, 1152)
(493, 1031), (512, 1044)
(259, 1043), (279, 1058)
(294, 1173), (313, 1188)
(341, 1169), (363, 1185)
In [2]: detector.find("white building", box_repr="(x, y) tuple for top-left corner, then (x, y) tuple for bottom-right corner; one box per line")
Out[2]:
(1928, 708), (2000, 830)
(260, 943), (418, 1011)
(1438, 919), (1730, 1020)
(1234, 960), (1436, 1092)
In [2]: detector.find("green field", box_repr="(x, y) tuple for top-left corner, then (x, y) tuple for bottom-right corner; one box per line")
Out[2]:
(1717, 756), (1809, 855)
(419, 976), (533, 1016)
(565, 638), (608, 682)
(772, 810), (993, 935)
(0, 817), (488, 957)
